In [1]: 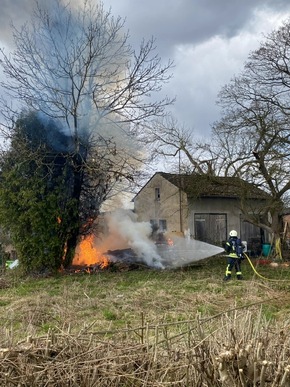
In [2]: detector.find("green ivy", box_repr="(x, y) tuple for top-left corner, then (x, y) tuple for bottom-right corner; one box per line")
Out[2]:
(0, 112), (80, 274)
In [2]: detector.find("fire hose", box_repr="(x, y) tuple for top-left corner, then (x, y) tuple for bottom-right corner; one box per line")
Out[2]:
(244, 252), (289, 282)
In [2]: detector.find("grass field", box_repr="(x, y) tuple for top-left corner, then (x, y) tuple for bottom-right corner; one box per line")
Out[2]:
(1, 254), (290, 385)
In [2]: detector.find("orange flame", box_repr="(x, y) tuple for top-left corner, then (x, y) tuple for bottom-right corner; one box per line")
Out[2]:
(73, 234), (109, 268)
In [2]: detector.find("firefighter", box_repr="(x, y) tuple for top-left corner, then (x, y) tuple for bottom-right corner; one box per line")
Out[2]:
(223, 230), (245, 281)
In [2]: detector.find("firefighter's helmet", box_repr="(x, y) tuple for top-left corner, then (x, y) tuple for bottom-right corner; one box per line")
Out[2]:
(229, 230), (238, 237)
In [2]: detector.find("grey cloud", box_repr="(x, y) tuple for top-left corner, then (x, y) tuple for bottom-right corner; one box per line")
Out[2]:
(2, 0), (290, 47)
(0, 0), (33, 44)
(103, 0), (290, 135)
(2, 0), (290, 54)
(0, 0), (79, 45)
(104, 0), (290, 56)
(1, 0), (290, 137)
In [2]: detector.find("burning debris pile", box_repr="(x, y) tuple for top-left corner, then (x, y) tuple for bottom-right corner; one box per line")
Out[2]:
(71, 209), (224, 272)
(71, 246), (145, 273)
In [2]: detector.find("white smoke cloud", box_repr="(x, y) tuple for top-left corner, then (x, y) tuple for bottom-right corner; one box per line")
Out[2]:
(93, 209), (224, 269)
(104, 209), (164, 269)
(74, 208), (224, 269)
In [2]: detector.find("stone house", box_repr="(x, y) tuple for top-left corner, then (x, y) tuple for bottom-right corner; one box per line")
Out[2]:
(133, 172), (271, 255)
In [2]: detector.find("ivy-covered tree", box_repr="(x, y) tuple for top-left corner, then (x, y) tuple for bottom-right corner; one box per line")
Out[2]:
(0, 111), (79, 273)
(0, 0), (173, 271)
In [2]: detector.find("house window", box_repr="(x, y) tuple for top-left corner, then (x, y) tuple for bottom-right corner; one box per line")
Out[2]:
(150, 219), (158, 229)
(194, 213), (227, 245)
(159, 219), (167, 232)
(155, 187), (160, 201)
(150, 219), (167, 232)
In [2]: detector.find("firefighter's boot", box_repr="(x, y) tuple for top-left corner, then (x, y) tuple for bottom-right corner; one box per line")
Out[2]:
(224, 265), (231, 281)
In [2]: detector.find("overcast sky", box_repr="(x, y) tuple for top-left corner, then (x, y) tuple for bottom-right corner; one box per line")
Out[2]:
(1, 0), (290, 138)
(102, 0), (290, 138)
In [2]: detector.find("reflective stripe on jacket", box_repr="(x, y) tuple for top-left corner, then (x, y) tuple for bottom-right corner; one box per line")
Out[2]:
(225, 241), (239, 258)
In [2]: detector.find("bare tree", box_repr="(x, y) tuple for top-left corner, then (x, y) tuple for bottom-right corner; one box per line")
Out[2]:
(0, 0), (174, 268)
(0, 1), (173, 136)
(143, 20), (290, 257)
(212, 20), (290, 256)
(143, 115), (219, 175)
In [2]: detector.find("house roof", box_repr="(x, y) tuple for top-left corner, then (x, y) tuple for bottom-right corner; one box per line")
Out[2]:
(157, 172), (270, 200)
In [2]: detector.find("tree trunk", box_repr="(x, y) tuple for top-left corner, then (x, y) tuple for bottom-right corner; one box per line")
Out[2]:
(270, 211), (283, 260)
(62, 152), (86, 268)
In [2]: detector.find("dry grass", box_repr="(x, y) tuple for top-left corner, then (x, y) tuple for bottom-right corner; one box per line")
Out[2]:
(1, 256), (290, 386)
(1, 308), (290, 386)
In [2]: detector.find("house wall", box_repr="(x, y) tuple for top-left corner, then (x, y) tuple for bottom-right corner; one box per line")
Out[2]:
(134, 174), (188, 235)
(188, 197), (268, 244)
(188, 197), (242, 236)
(134, 173), (269, 248)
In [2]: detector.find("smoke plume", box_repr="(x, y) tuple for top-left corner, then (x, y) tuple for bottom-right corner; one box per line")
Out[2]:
(82, 209), (224, 269)
(101, 209), (164, 269)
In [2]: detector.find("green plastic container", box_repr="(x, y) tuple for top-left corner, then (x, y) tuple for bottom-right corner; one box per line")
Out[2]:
(262, 243), (272, 257)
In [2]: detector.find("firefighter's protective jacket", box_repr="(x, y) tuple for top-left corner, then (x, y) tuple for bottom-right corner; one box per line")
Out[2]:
(225, 237), (245, 258)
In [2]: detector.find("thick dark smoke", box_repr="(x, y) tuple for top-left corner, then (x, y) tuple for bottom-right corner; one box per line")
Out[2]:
(0, 1), (141, 152)
(33, 112), (74, 153)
